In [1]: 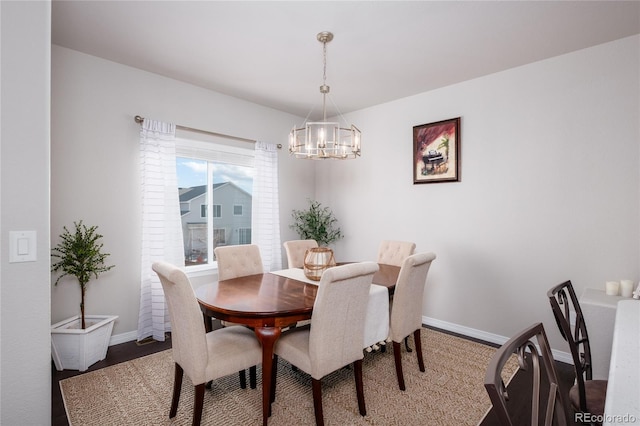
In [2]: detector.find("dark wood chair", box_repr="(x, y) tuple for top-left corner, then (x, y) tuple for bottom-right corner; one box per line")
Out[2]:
(548, 280), (608, 423)
(484, 322), (571, 426)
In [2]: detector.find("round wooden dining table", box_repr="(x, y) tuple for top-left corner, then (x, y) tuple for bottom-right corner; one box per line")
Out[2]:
(194, 264), (400, 426)
(195, 272), (316, 426)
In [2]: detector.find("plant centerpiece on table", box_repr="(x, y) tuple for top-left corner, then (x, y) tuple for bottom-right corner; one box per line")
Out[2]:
(290, 200), (343, 280)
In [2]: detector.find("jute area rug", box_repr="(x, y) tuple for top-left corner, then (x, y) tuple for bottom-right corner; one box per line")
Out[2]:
(60, 329), (518, 426)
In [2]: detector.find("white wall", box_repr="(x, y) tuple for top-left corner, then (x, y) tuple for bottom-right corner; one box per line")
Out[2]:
(319, 35), (640, 352)
(51, 45), (315, 338)
(0, 1), (52, 424)
(52, 35), (639, 357)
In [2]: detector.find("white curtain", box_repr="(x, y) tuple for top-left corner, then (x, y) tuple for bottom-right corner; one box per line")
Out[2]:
(138, 118), (185, 342)
(252, 142), (282, 272)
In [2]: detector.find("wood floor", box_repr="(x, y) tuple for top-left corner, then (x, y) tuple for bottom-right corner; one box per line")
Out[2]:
(51, 326), (577, 426)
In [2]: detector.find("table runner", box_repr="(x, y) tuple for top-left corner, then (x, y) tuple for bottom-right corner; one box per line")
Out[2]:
(270, 268), (390, 348)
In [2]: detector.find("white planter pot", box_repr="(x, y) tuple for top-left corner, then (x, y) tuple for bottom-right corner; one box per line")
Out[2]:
(51, 314), (118, 372)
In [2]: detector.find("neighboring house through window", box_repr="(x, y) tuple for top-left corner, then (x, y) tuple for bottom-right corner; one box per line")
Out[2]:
(238, 228), (251, 244)
(176, 136), (254, 268)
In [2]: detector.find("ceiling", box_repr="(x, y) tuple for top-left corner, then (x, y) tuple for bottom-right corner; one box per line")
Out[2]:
(52, 1), (640, 120)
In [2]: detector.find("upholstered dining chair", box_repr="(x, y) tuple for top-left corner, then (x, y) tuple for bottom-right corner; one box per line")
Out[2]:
(376, 240), (416, 267)
(547, 280), (608, 422)
(282, 239), (318, 329)
(389, 252), (436, 391)
(283, 239), (318, 268)
(377, 240), (417, 352)
(152, 261), (262, 426)
(214, 244), (264, 280)
(213, 244), (263, 388)
(271, 261), (379, 426)
(484, 322), (571, 426)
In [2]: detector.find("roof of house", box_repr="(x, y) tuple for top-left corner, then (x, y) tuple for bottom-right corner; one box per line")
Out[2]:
(179, 183), (228, 202)
(179, 181), (251, 203)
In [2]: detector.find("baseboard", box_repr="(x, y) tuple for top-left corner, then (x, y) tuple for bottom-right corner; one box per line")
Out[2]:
(422, 315), (573, 365)
(109, 317), (572, 364)
(109, 330), (137, 346)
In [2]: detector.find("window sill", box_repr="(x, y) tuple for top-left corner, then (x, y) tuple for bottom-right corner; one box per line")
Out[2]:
(185, 264), (218, 278)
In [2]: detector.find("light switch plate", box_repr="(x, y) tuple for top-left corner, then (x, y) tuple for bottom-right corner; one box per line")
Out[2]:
(9, 230), (37, 263)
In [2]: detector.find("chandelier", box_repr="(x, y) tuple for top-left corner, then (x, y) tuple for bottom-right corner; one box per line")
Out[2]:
(289, 32), (361, 160)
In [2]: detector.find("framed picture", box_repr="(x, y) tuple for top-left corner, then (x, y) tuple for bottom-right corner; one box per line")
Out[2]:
(413, 117), (460, 184)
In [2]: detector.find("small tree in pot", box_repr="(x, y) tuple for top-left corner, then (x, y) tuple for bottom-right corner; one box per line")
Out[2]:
(52, 221), (115, 329)
(290, 199), (343, 246)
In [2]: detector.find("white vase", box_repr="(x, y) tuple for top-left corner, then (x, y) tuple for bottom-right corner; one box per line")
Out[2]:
(51, 314), (118, 371)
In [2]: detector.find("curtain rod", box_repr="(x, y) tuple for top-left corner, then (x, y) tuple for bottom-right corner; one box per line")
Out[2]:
(134, 115), (281, 149)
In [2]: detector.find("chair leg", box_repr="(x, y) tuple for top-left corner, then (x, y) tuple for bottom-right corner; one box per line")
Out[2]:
(170, 363), (184, 418)
(404, 336), (413, 352)
(193, 383), (205, 426)
(250, 365), (257, 389)
(353, 359), (366, 416)
(311, 378), (325, 426)
(271, 355), (278, 404)
(392, 341), (406, 391)
(238, 370), (247, 389)
(414, 328), (425, 372)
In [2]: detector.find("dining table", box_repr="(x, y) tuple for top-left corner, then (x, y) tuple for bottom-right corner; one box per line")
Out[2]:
(195, 263), (400, 426)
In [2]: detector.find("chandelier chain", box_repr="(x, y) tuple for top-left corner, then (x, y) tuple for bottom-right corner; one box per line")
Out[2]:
(322, 41), (327, 86)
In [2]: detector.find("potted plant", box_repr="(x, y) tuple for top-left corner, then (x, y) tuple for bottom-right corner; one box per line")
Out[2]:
(290, 200), (343, 280)
(50, 220), (117, 371)
(290, 199), (343, 246)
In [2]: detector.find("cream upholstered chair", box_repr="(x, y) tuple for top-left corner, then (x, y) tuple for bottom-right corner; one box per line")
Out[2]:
(389, 252), (436, 390)
(271, 262), (379, 426)
(214, 244), (263, 280)
(152, 261), (262, 426)
(377, 240), (417, 352)
(283, 239), (318, 268)
(283, 239), (318, 328)
(376, 240), (416, 266)
(484, 323), (571, 426)
(213, 244), (263, 387)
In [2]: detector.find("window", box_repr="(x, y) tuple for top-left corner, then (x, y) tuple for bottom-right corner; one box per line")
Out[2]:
(176, 137), (254, 268)
(213, 228), (226, 246)
(238, 228), (251, 244)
